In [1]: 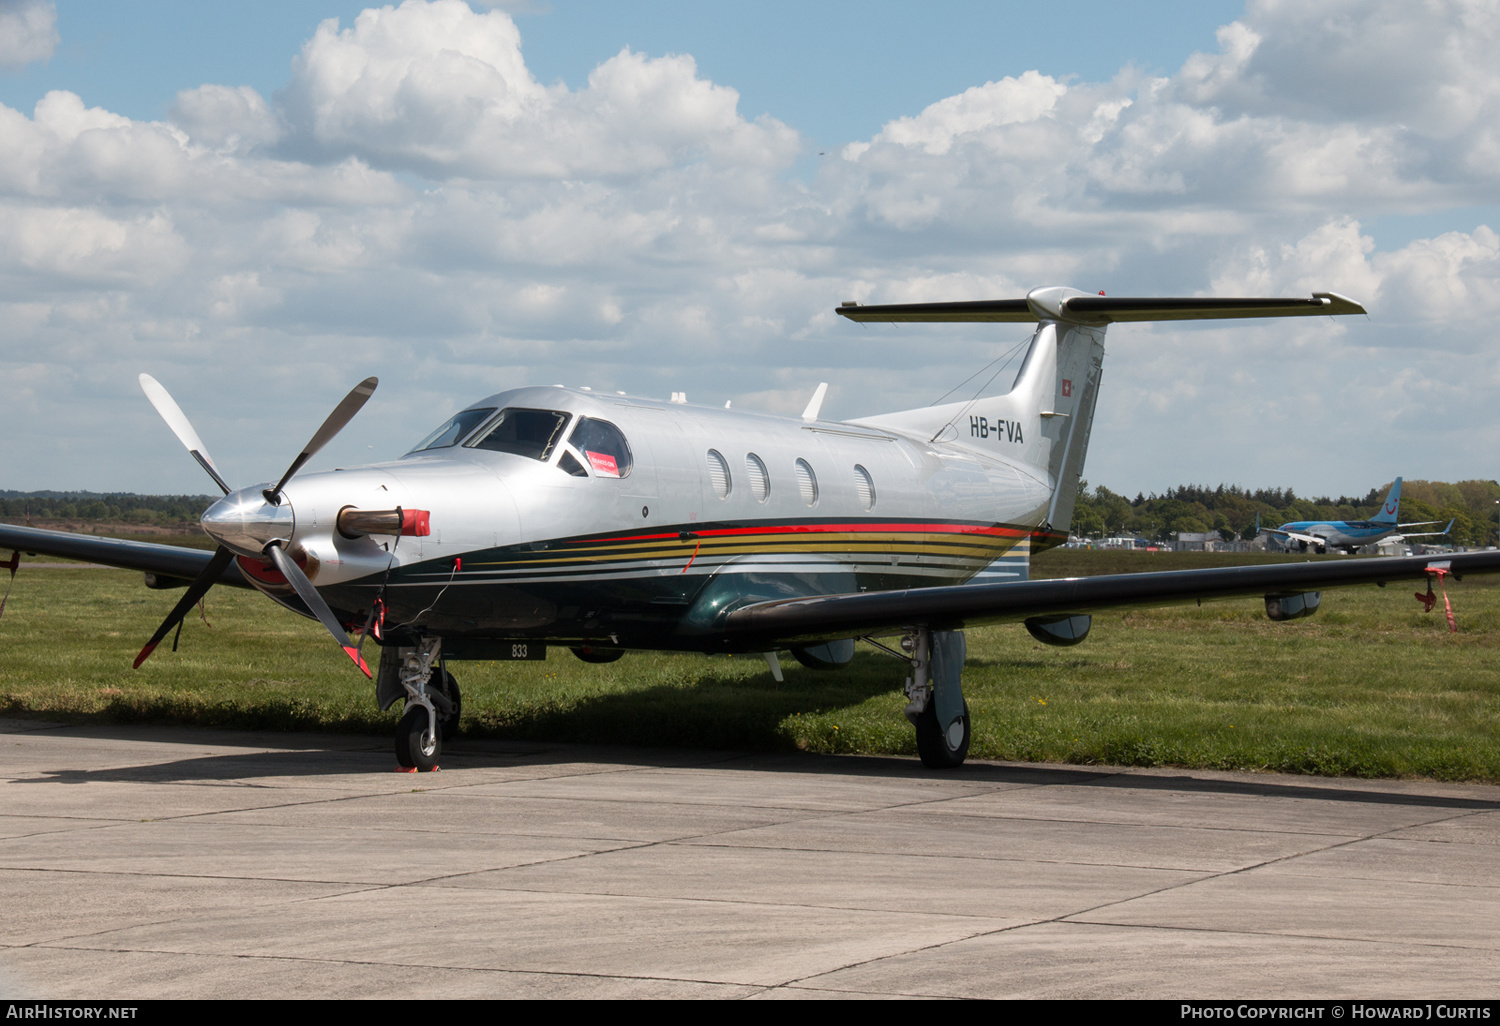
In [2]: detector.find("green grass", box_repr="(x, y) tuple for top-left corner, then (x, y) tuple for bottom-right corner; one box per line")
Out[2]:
(2, 551), (1498, 780)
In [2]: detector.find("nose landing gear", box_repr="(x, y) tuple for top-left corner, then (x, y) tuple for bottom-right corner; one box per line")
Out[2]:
(388, 637), (455, 771)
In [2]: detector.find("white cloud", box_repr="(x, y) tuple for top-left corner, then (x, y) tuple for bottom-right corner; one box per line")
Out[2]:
(855, 70), (1068, 157)
(0, 204), (185, 284)
(1210, 218), (1381, 305)
(1375, 225), (1500, 324)
(170, 85), (281, 155)
(275, 0), (798, 179)
(0, 0), (56, 71)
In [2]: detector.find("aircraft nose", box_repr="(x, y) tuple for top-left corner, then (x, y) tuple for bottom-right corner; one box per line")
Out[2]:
(200, 487), (294, 557)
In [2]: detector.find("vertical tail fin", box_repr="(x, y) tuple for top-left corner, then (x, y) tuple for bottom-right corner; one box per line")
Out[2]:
(1372, 478), (1402, 525)
(836, 286), (1367, 548)
(1035, 322), (1107, 540)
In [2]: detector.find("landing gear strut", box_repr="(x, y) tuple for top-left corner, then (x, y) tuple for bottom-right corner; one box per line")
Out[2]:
(429, 666), (462, 741)
(899, 628), (970, 768)
(392, 637), (452, 771)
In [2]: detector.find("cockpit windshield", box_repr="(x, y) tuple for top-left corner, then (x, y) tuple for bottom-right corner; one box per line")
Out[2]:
(465, 408), (571, 461)
(405, 407), (496, 455)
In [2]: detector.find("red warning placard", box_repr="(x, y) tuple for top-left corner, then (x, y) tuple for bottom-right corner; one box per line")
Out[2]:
(586, 451), (620, 478)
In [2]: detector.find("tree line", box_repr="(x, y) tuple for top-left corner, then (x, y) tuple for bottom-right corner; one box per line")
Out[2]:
(0, 491), (216, 526)
(1069, 480), (1500, 547)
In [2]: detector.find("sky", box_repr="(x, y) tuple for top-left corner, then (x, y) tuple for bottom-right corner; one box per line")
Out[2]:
(0, 0), (1497, 498)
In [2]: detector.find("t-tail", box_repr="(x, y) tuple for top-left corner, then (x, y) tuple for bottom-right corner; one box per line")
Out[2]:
(1372, 478), (1402, 525)
(838, 286), (1367, 546)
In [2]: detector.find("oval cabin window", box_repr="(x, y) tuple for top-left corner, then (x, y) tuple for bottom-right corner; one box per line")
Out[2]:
(854, 464), (875, 511)
(707, 449), (731, 499)
(795, 458), (818, 507)
(746, 453), (769, 502)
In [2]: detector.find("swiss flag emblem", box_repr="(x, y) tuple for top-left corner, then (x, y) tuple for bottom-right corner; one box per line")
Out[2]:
(1061, 379), (1072, 398)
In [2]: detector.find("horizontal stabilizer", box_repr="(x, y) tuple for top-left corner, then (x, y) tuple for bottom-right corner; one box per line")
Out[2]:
(838, 298), (1036, 323)
(837, 289), (1366, 324)
(1395, 519), (1455, 541)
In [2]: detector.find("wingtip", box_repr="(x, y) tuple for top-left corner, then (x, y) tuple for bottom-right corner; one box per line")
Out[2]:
(132, 642), (158, 669)
(1312, 291), (1368, 316)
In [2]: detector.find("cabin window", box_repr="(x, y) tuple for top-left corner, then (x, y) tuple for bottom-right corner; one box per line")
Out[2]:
(795, 459), (818, 507)
(746, 453), (769, 502)
(405, 407), (496, 454)
(854, 464), (876, 511)
(707, 449), (731, 498)
(465, 408), (570, 462)
(567, 417), (633, 479)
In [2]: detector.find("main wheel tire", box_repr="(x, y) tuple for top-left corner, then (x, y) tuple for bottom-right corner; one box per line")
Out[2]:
(915, 699), (970, 769)
(430, 667), (462, 740)
(396, 703), (441, 771)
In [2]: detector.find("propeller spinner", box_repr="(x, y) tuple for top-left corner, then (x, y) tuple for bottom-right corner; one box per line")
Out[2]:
(134, 375), (379, 677)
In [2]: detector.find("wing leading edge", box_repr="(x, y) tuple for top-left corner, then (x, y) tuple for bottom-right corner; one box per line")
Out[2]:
(0, 524), (249, 588)
(720, 551), (1500, 646)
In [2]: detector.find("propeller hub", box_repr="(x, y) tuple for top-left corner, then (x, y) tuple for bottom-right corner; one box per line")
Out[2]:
(201, 486), (294, 557)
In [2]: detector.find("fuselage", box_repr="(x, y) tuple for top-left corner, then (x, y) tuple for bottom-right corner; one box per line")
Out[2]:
(206, 386), (1058, 652)
(1277, 520), (1399, 550)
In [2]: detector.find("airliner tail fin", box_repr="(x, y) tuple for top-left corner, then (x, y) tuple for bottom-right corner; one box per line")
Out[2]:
(1372, 478), (1402, 525)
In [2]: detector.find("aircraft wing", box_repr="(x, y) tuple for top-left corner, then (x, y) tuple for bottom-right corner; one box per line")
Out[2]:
(836, 292), (1367, 323)
(719, 551), (1500, 646)
(0, 524), (250, 588)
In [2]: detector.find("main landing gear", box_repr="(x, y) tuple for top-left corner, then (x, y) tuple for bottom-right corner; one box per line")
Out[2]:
(868, 628), (971, 768)
(386, 637), (458, 771)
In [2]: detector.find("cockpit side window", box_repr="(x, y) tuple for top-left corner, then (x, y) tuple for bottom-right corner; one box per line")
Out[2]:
(405, 407), (496, 454)
(465, 408), (571, 461)
(567, 417), (633, 479)
(558, 450), (588, 477)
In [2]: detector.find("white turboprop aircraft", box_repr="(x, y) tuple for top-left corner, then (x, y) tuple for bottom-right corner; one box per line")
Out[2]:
(5, 287), (1495, 771)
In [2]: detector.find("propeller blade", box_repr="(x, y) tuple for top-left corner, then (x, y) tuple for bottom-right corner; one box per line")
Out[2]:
(133, 545), (236, 668)
(138, 374), (232, 495)
(264, 543), (372, 678)
(265, 376), (378, 502)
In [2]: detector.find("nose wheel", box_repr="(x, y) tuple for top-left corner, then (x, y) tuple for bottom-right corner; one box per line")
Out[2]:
(395, 703), (440, 771)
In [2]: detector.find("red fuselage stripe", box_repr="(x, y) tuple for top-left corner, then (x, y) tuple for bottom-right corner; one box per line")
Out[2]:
(586, 522), (1032, 545)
